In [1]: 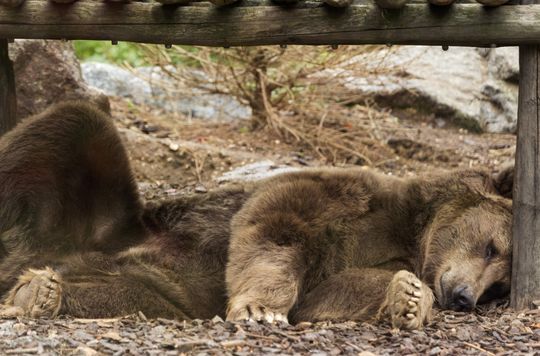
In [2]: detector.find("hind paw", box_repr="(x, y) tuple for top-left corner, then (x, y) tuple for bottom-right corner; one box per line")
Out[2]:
(227, 302), (289, 324)
(378, 270), (434, 330)
(1, 268), (62, 318)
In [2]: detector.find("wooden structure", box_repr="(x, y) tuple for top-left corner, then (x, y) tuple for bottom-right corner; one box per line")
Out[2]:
(0, 0), (539, 310)
(0, 0), (539, 47)
(511, 0), (540, 311)
(0, 38), (15, 135)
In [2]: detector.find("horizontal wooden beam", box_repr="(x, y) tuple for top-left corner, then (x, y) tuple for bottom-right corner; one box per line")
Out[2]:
(0, 0), (538, 46)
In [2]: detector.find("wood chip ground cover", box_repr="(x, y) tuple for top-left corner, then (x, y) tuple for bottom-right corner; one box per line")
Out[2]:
(0, 305), (539, 355)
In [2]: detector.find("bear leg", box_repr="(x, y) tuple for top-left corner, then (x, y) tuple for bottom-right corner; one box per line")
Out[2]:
(1, 259), (194, 320)
(226, 245), (304, 324)
(290, 268), (396, 323)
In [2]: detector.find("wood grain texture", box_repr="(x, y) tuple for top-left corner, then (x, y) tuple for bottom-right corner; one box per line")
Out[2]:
(0, 0), (537, 46)
(0, 39), (17, 136)
(511, 0), (540, 311)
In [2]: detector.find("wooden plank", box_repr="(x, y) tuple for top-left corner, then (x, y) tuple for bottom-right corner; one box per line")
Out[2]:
(511, 0), (540, 311)
(0, 0), (537, 46)
(0, 39), (16, 136)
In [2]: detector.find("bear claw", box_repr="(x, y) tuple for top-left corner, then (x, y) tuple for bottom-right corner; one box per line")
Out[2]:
(1, 267), (62, 319)
(227, 303), (289, 325)
(378, 270), (434, 330)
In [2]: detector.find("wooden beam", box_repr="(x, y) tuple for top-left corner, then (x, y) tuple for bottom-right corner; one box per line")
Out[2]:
(0, 0), (538, 46)
(511, 0), (540, 311)
(0, 39), (16, 136)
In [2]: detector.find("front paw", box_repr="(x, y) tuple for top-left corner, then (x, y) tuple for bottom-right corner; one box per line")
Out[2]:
(378, 270), (434, 330)
(227, 300), (289, 324)
(1, 268), (62, 318)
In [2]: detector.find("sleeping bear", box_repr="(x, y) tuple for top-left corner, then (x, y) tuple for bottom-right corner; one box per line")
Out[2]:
(0, 102), (512, 329)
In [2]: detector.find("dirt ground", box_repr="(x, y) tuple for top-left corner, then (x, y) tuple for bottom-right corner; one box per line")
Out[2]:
(1, 96), (531, 355)
(109, 97), (516, 199)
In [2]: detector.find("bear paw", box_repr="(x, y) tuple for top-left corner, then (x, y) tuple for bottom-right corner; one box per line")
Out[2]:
(227, 302), (289, 324)
(378, 270), (434, 330)
(1, 268), (62, 318)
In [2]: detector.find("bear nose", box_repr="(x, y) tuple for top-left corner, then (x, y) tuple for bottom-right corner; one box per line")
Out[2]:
(451, 285), (475, 311)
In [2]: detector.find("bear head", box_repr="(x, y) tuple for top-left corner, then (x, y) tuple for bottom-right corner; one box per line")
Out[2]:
(417, 166), (513, 311)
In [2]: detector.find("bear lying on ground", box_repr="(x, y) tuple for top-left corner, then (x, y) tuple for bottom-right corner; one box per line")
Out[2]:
(0, 102), (513, 329)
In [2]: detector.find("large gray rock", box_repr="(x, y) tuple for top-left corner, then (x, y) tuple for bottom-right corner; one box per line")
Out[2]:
(476, 47), (519, 133)
(9, 40), (109, 119)
(217, 160), (300, 183)
(81, 62), (251, 121)
(331, 46), (518, 133)
(486, 47), (519, 84)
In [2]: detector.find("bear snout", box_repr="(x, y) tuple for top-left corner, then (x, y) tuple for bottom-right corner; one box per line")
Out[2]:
(449, 284), (475, 311)
(439, 269), (477, 311)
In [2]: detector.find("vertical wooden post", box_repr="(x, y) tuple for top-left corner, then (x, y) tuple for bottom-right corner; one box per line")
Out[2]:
(0, 39), (16, 136)
(511, 0), (540, 310)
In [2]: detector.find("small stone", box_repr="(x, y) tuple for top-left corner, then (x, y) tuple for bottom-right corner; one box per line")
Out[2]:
(138, 311), (148, 321)
(358, 352), (378, 356)
(195, 185), (208, 193)
(211, 315), (224, 324)
(102, 331), (122, 342)
(142, 124), (159, 134)
(169, 143), (179, 152)
(301, 333), (319, 341)
(221, 340), (246, 348)
(74, 346), (99, 356)
(12, 322), (26, 336)
(295, 321), (313, 330)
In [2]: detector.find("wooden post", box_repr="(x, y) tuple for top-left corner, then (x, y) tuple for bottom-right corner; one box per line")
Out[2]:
(511, 0), (540, 310)
(0, 39), (16, 136)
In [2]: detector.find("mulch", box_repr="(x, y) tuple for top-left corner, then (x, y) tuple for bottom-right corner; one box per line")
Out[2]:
(0, 90), (525, 356)
(1, 303), (539, 355)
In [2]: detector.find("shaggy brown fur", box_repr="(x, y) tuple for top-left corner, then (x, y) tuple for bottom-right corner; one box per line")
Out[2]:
(0, 102), (513, 329)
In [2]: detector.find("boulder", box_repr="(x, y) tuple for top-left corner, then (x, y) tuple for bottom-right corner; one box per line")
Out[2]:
(216, 160), (300, 183)
(485, 47), (519, 84)
(9, 40), (109, 119)
(81, 62), (251, 121)
(331, 46), (519, 133)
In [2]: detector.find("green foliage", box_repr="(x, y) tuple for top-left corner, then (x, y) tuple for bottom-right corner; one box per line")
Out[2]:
(73, 40), (148, 66)
(135, 45), (209, 68)
(73, 41), (203, 67)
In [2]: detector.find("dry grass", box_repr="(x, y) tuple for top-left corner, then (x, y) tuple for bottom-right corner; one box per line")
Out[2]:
(129, 44), (404, 165)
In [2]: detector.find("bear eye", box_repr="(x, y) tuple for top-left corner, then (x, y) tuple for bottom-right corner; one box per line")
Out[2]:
(485, 241), (498, 261)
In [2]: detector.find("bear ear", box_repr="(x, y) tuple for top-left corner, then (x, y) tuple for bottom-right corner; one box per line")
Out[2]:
(492, 163), (514, 199)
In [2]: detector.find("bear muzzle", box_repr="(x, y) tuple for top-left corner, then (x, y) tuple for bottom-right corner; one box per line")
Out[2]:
(439, 269), (478, 311)
(448, 284), (475, 311)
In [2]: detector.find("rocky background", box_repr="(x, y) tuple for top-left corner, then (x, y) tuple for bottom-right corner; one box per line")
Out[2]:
(0, 40), (534, 355)
(10, 40), (109, 119)
(77, 46), (519, 134)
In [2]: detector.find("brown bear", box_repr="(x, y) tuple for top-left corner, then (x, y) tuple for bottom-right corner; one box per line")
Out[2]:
(0, 102), (512, 329)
